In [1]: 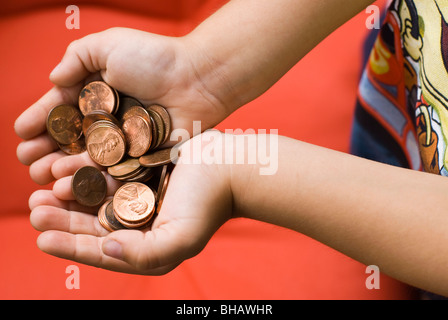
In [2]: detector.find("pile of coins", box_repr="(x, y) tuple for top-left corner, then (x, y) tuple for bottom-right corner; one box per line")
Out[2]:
(46, 80), (177, 231)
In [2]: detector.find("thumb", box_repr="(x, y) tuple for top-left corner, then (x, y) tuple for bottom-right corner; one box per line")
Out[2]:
(50, 31), (113, 87)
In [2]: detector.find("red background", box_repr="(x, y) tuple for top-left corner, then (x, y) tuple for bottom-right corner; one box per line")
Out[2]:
(0, 0), (416, 299)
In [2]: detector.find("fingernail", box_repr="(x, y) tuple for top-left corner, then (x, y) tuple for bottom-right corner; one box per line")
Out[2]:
(102, 239), (123, 259)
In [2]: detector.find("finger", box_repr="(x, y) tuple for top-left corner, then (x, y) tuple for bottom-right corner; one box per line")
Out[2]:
(17, 133), (58, 166)
(29, 150), (66, 185)
(50, 31), (114, 87)
(51, 151), (102, 179)
(37, 230), (180, 275)
(52, 174), (121, 201)
(14, 85), (82, 141)
(28, 189), (99, 214)
(30, 205), (107, 236)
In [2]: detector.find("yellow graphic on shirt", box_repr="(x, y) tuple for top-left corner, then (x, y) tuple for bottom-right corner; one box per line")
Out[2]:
(398, 0), (448, 174)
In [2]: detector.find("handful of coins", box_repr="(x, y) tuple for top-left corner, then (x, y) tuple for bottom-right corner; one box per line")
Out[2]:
(47, 80), (177, 231)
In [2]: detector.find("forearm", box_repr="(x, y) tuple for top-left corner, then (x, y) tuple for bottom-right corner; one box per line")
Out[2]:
(183, 0), (374, 110)
(230, 135), (448, 296)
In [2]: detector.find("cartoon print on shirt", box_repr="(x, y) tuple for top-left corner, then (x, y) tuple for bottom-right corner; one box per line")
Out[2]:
(359, 0), (448, 175)
(404, 1), (448, 175)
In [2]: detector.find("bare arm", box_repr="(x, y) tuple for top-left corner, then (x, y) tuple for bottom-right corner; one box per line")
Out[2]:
(231, 135), (448, 296)
(184, 0), (375, 111)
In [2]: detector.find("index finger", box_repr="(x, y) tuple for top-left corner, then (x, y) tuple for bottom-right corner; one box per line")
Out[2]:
(14, 84), (82, 141)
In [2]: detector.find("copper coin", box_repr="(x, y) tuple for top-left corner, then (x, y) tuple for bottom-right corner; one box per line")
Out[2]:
(111, 87), (120, 115)
(78, 81), (117, 116)
(71, 166), (107, 207)
(113, 182), (155, 224)
(98, 200), (113, 232)
(146, 107), (165, 149)
(122, 167), (154, 183)
(82, 110), (119, 135)
(85, 122), (126, 166)
(148, 105), (171, 145)
(113, 210), (153, 229)
(111, 166), (147, 181)
(156, 168), (170, 215)
(47, 104), (83, 145)
(139, 147), (178, 167)
(107, 157), (142, 178)
(155, 164), (168, 203)
(122, 115), (152, 157)
(57, 137), (86, 155)
(148, 115), (159, 150)
(114, 215), (152, 229)
(98, 199), (126, 232)
(115, 96), (143, 120)
(105, 199), (126, 230)
(85, 119), (122, 138)
(122, 105), (151, 122)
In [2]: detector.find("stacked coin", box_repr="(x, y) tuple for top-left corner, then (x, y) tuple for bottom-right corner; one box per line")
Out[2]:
(96, 183), (155, 232)
(85, 119), (127, 167)
(47, 81), (172, 162)
(107, 158), (154, 183)
(97, 165), (173, 231)
(98, 199), (125, 232)
(121, 104), (171, 157)
(44, 80), (177, 231)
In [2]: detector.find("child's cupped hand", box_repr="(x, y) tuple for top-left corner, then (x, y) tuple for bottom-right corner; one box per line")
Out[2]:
(28, 131), (234, 274)
(15, 27), (233, 185)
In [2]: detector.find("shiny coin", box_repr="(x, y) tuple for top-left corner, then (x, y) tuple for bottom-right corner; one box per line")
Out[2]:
(71, 166), (107, 207)
(113, 182), (155, 224)
(107, 157), (141, 178)
(147, 105), (171, 145)
(156, 167), (170, 214)
(98, 199), (126, 232)
(115, 96), (143, 120)
(57, 138), (86, 155)
(139, 147), (178, 167)
(122, 105), (151, 122)
(78, 81), (117, 116)
(146, 107), (165, 149)
(122, 115), (152, 157)
(111, 87), (120, 114)
(82, 110), (119, 135)
(85, 121), (126, 166)
(148, 115), (159, 150)
(46, 104), (83, 145)
(121, 167), (154, 183)
(155, 164), (168, 203)
(98, 200), (113, 232)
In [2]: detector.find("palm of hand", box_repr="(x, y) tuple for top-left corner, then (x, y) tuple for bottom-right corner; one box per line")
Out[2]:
(29, 135), (232, 274)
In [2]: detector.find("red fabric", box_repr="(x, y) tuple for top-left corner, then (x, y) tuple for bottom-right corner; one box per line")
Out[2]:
(0, 0), (415, 299)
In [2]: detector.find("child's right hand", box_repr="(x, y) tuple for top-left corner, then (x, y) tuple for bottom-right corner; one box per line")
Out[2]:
(14, 27), (235, 185)
(28, 131), (234, 275)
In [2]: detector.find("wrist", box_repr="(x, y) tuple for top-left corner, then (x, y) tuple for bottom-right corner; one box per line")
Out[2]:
(179, 34), (244, 115)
